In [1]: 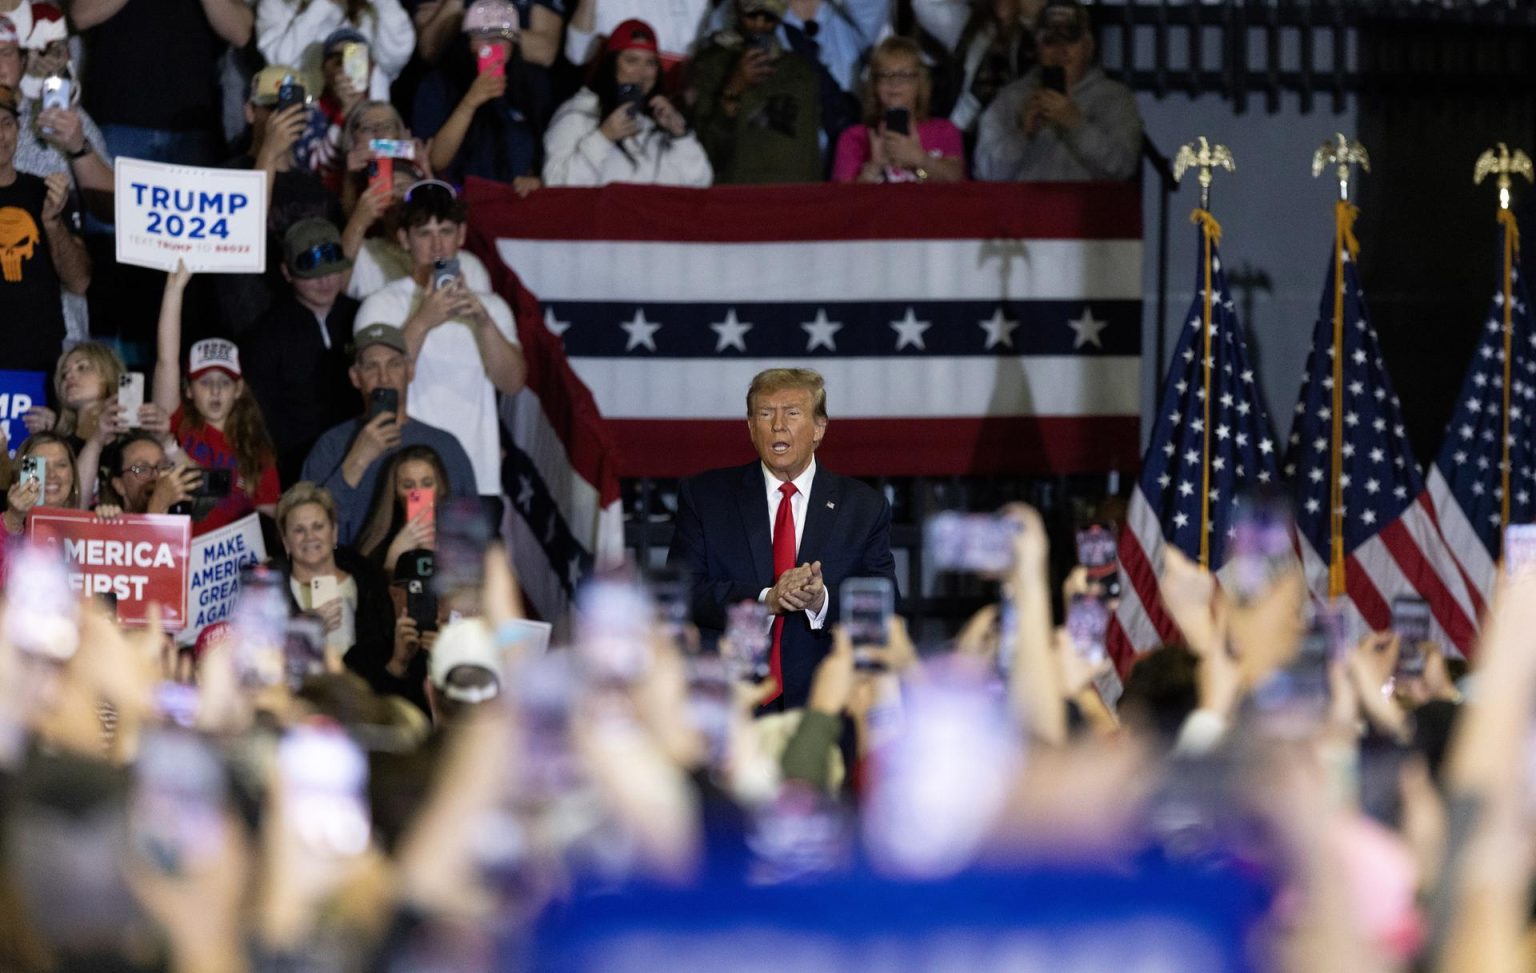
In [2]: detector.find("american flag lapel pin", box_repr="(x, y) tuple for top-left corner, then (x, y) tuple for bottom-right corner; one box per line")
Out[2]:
(827, 501), (836, 509)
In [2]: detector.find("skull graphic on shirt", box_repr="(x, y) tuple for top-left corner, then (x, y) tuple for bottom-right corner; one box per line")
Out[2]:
(0, 208), (40, 283)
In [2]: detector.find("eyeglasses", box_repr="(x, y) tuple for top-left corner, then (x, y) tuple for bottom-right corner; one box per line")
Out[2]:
(293, 241), (345, 272)
(125, 461), (176, 478)
(742, 10), (780, 23)
(404, 179), (458, 205)
(875, 70), (921, 83)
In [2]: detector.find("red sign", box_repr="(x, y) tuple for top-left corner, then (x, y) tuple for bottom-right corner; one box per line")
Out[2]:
(27, 507), (192, 630)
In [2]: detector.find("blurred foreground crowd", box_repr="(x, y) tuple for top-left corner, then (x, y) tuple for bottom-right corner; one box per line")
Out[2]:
(0, 486), (1525, 973)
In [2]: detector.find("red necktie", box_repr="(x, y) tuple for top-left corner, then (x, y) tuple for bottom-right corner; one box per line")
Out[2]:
(768, 481), (798, 702)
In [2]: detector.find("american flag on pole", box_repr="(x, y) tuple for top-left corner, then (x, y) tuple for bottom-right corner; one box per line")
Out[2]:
(464, 180), (626, 627)
(1423, 211), (1535, 617)
(1109, 211), (1282, 674)
(1281, 203), (1477, 653)
(460, 181), (1143, 478)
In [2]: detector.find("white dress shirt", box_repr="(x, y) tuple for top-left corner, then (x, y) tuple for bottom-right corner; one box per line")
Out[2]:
(758, 458), (829, 628)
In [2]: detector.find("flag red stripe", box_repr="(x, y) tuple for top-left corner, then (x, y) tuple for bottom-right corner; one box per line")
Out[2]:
(1377, 517), (1479, 655)
(462, 178), (1142, 244)
(604, 416), (1141, 478)
(464, 225), (624, 506)
(1416, 488), (1488, 621)
(1343, 553), (1392, 633)
(1110, 520), (1179, 677)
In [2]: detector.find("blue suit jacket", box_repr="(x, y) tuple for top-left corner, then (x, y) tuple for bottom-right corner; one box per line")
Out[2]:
(668, 461), (898, 708)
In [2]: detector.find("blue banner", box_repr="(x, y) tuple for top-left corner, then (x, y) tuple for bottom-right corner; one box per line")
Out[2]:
(0, 371), (47, 454)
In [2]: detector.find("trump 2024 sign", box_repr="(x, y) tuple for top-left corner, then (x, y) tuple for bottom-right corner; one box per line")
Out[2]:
(114, 158), (267, 274)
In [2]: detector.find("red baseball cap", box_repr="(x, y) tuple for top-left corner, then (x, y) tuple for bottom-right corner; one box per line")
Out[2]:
(604, 18), (658, 56)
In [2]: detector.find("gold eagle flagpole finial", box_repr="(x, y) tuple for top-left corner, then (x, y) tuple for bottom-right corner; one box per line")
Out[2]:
(1473, 144), (1532, 535)
(1312, 133), (1370, 201)
(1473, 142), (1533, 211)
(1173, 136), (1235, 210)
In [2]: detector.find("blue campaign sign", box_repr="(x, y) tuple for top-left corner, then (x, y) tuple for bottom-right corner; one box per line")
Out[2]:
(529, 858), (1273, 973)
(0, 371), (47, 453)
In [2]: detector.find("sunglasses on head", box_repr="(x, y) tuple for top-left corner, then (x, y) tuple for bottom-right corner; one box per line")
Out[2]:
(404, 179), (458, 204)
(293, 241), (344, 272)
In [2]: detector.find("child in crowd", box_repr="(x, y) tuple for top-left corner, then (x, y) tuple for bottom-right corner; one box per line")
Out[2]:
(154, 263), (281, 534)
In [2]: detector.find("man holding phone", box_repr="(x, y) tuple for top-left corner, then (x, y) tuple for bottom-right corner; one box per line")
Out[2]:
(301, 323), (478, 544)
(688, 0), (824, 184)
(973, 0), (1141, 182)
(244, 218), (360, 485)
(669, 368), (898, 709)
(353, 181), (525, 525)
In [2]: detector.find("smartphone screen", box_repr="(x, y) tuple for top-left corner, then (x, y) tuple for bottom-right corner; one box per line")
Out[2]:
(233, 568), (289, 688)
(841, 576), (893, 669)
(432, 497), (489, 602)
(883, 107), (910, 136)
(310, 575), (338, 607)
(4, 543), (79, 660)
(366, 155), (392, 197)
(1391, 596), (1431, 679)
(341, 42), (369, 91)
(1064, 594), (1109, 665)
(842, 576), (893, 646)
(724, 599), (771, 682)
(117, 372), (145, 421)
(432, 257), (462, 290)
(131, 728), (229, 876)
(368, 386), (399, 423)
(192, 467), (233, 499)
(1224, 492), (1296, 604)
(403, 579), (438, 633)
(283, 615), (327, 689)
(41, 75), (70, 111)
(1505, 523), (1536, 576)
(924, 512), (1016, 576)
(405, 487), (436, 529)
(368, 138), (416, 160)
(646, 565), (691, 645)
(476, 42), (507, 77)
(1251, 605), (1337, 733)
(575, 576), (653, 684)
(1074, 521), (1120, 598)
(276, 80), (306, 112)
(18, 454), (44, 489)
(278, 723), (371, 857)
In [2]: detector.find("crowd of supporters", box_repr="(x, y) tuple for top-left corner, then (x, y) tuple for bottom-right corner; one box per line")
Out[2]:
(3, 1), (1515, 971)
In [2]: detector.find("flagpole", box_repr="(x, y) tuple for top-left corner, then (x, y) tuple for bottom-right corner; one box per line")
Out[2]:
(1330, 200), (1347, 598)
(1173, 137), (1235, 568)
(1313, 135), (1370, 599)
(1473, 143), (1534, 535)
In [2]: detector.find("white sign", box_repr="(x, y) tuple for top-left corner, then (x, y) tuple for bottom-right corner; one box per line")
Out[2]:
(180, 514), (267, 644)
(114, 158), (268, 273)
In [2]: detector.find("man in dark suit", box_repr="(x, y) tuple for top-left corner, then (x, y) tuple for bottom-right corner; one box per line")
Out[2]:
(668, 368), (898, 709)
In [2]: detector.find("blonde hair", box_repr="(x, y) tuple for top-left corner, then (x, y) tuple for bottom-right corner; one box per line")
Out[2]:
(277, 481), (339, 534)
(862, 36), (933, 128)
(53, 343), (125, 437)
(746, 368), (828, 421)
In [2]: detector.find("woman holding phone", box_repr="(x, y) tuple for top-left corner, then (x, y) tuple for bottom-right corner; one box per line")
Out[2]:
(542, 18), (711, 188)
(831, 37), (965, 184)
(354, 445), (450, 574)
(275, 482), (424, 711)
(2, 433), (82, 534)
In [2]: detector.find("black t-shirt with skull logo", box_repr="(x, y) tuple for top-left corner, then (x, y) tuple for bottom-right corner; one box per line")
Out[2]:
(0, 172), (68, 374)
